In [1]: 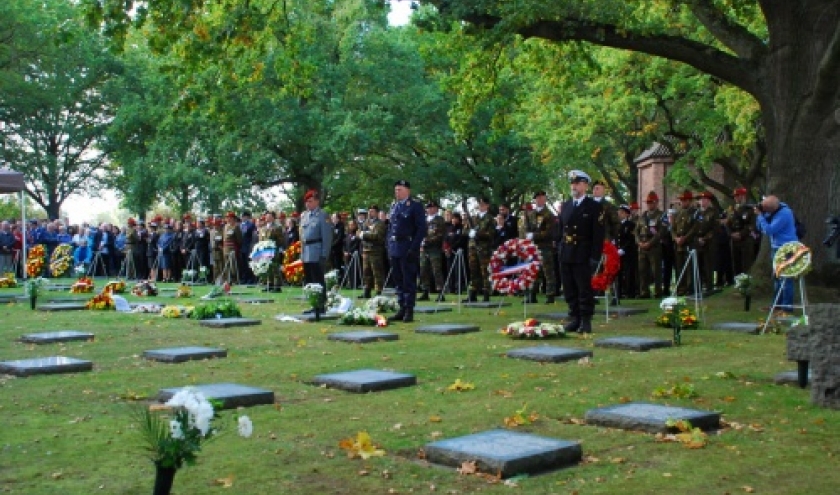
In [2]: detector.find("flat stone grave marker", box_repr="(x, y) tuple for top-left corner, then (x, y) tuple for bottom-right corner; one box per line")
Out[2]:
(285, 312), (340, 322)
(462, 301), (511, 308)
(37, 303), (88, 312)
(608, 307), (649, 317)
(424, 429), (581, 478)
(157, 383), (274, 409)
(327, 330), (399, 344)
(507, 346), (592, 363)
(236, 297), (275, 304)
(414, 306), (453, 314)
(382, 288), (396, 295)
(586, 402), (720, 433)
(775, 370), (810, 386)
(415, 324), (480, 335)
(535, 312), (569, 321)
(0, 356), (93, 377)
(595, 336), (673, 352)
(712, 322), (759, 335)
(198, 317), (262, 328)
(144, 346), (228, 363)
(311, 369), (416, 393)
(19, 331), (94, 344)
(0, 296), (21, 304)
(159, 287), (176, 292)
(46, 297), (87, 303)
(46, 284), (73, 291)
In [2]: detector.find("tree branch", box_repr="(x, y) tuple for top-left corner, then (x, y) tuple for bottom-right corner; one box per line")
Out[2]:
(811, 16), (840, 107)
(685, 0), (767, 61)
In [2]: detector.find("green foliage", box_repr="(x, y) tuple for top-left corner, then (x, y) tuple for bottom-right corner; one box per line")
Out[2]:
(190, 299), (242, 320)
(652, 382), (698, 399)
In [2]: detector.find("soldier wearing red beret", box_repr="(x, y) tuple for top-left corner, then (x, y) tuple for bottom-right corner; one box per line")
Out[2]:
(727, 187), (757, 275)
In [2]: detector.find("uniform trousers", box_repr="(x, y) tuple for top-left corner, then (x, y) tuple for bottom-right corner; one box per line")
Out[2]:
(391, 253), (419, 309)
(561, 261), (596, 319)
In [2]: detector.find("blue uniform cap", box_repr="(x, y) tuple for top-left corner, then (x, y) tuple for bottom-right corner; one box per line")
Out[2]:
(394, 179), (410, 188)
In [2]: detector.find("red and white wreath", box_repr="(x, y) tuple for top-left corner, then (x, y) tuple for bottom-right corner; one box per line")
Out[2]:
(489, 238), (542, 294)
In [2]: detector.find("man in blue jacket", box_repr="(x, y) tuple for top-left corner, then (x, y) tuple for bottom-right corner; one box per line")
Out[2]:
(387, 180), (426, 323)
(756, 195), (798, 313)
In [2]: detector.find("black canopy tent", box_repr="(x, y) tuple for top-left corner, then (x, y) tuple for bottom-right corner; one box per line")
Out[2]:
(0, 168), (29, 278)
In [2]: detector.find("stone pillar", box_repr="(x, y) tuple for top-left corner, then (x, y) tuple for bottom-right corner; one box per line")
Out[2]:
(805, 304), (840, 408)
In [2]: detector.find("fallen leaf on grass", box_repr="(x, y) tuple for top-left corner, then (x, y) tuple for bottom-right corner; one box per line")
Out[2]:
(429, 415), (442, 423)
(338, 431), (385, 459)
(457, 461), (478, 475)
(213, 475), (234, 487)
(447, 379), (475, 392)
(742, 486), (755, 493)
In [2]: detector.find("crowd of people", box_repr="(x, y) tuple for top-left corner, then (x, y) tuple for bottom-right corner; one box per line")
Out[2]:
(2, 182), (794, 317)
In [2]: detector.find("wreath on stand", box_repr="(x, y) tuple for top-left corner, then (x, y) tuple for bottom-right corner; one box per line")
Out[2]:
(282, 241), (303, 285)
(591, 241), (621, 291)
(489, 238), (542, 294)
(773, 241), (811, 278)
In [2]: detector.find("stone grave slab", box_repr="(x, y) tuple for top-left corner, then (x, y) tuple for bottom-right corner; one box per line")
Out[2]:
(46, 297), (87, 304)
(462, 301), (511, 308)
(327, 330), (399, 344)
(311, 369), (416, 393)
(37, 303), (88, 312)
(286, 313), (341, 322)
(585, 402), (720, 433)
(608, 307), (649, 317)
(594, 336), (673, 352)
(774, 370), (810, 386)
(144, 346), (228, 363)
(507, 346), (592, 363)
(0, 356), (93, 377)
(712, 322), (759, 335)
(415, 324), (480, 335)
(19, 331), (94, 344)
(382, 288), (396, 296)
(414, 306), (453, 314)
(424, 429), (581, 478)
(236, 297), (275, 304)
(157, 383), (274, 409)
(535, 312), (570, 321)
(0, 296), (21, 304)
(46, 284), (73, 291)
(198, 317), (262, 328)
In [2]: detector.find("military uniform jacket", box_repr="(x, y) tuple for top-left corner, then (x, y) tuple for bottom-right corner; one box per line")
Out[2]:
(146, 231), (160, 257)
(124, 227), (139, 253)
(672, 206), (699, 250)
(558, 197), (605, 263)
(423, 216), (447, 250)
(361, 219), (386, 252)
(520, 207), (556, 248)
(181, 229), (196, 252)
(635, 209), (665, 248)
(468, 212), (495, 249)
(596, 199), (620, 240)
(616, 218), (637, 256)
(222, 224), (242, 252)
(445, 223), (468, 254)
(300, 208), (333, 262)
(694, 206), (719, 246)
(194, 227), (210, 253)
(387, 197), (426, 257)
(726, 204), (757, 241)
(495, 214), (518, 247)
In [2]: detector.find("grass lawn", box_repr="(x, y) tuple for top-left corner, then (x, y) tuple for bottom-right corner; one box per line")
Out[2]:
(1, 281), (838, 494)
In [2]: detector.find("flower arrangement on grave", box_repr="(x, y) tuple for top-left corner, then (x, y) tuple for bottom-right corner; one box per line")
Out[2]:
(175, 283), (193, 298)
(70, 276), (95, 293)
(134, 387), (252, 495)
(131, 303), (163, 314)
(249, 240), (277, 281)
(0, 272), (17, 288)
(773, 241), (811, 278)
(132, 280), (159, 297)
(49, 244), (73, 277)
(26, 245), (46, 277)
(161, 305), (194, 318)
(282, 241), (303, 284)
(181, 269), (197, 283)
(85, 291), (115, 310)
(74, 265), (86, 276)
(190, 299), (242, 320)
(501, 318), (565, 339)
(24, 277), (47, 309)
(338, 307), (387, 327)
(489, 238), (542, 294)
(324, 269), (339, 290)
(303, 283), (324, 309)
(591, 241), (621, 291)
(364, 295), (398, 313)
(734, 273), (753, 296)
(656, 297), (699, 329)
(103, 279), (127, 294)
(198, 266), (207, 277)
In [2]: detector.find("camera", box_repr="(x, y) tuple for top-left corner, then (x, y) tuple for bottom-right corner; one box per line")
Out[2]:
(745, 203), (763, 212)
(823, 215), (840, 247)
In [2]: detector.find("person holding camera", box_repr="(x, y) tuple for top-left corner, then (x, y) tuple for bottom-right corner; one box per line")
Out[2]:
(756, 195), (798, 313)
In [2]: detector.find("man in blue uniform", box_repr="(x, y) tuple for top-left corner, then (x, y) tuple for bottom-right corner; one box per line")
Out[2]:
(387, 180), (426, 323)
(558, 170), (605, 334)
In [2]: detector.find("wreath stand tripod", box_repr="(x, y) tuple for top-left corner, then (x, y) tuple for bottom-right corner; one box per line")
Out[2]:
(761, 276), (808, 335)
(672, 248), (703, 323)
(220, 251), (239, 285)
(441, 248), (467, 312)
(87, 251), (108, 278)
(183, 249), (205, 284)
(339, 250), (363, 293)
(118, 252), (137, 280)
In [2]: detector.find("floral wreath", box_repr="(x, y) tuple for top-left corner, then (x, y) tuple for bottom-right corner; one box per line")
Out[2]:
(591, 241), (621, 291)
(489, 238), (542, 294)
(282, 241), (303, 285)
(250, 240), (278, 278)
(26, 245), (46, 277)
(773, 241), (811, 278)
(49, 244), (73, 277)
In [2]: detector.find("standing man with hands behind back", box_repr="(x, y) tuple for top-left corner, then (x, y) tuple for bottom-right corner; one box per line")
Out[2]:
(300, 189), (333, 314)
(387, 180), (426, 323)
(558, 170), (605, 334)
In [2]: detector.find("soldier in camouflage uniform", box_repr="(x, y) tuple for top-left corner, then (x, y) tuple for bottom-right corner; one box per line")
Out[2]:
(592, 181), (620, 241)
(727, 187), (757, 275)
(259, 211), (286, 292)
(464, 197), (495, 302)
(124, 218), (140, 279)
(671, 190), (699, 295)
(220, 212), (243, 284)
(419, 200), (447, 302)
(635, 191), (665, 298)
(693, 191), (719, 291)
(520, 191), (557, 303)
(358, 205), (386, 299)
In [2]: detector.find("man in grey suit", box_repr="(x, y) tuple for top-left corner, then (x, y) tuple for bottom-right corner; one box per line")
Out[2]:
(300, 189), (333, 313)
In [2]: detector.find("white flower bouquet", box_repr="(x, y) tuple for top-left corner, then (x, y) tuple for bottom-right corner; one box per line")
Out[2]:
(501, 318), (565, 339)
(338, 307), (387, 326)
(324, 269), (340, 290)
(365, 295), (398, 313)
(303, 283), (324, 309)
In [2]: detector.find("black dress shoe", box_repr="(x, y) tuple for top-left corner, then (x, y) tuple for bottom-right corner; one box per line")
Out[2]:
(564, 319), (581, 332)
(387, 309), (406, 324)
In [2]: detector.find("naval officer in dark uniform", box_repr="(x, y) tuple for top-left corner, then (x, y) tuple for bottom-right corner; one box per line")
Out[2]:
(558, 170), (605, 334)
(387, 180), (426, 323)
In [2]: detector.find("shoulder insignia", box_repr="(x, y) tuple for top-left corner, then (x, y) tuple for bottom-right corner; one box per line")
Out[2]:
(598, 210), (605, 224)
